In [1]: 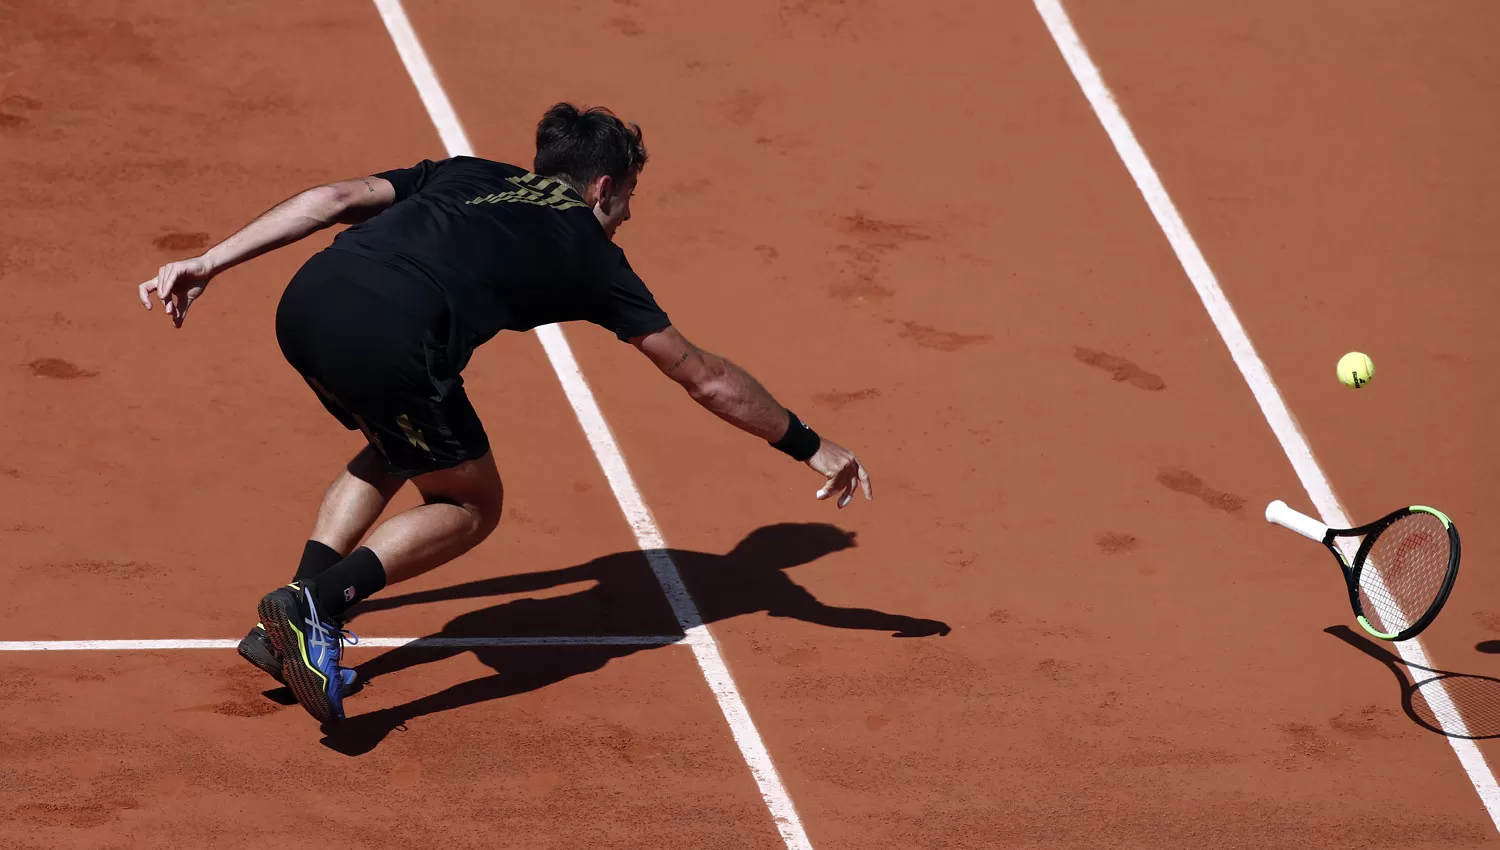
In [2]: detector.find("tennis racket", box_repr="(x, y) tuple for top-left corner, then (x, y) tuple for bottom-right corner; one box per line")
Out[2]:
(1265, 500), (1461, 641)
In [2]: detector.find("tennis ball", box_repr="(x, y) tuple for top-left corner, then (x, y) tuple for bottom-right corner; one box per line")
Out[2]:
(1337, 351), (1374, 389)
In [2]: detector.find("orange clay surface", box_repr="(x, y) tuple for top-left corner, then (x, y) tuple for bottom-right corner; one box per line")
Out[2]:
(3, 0), (1500, 847)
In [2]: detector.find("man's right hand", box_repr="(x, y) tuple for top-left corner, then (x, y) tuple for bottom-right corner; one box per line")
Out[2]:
(633, 326), (874, 508)
(808, 438), (872, 509)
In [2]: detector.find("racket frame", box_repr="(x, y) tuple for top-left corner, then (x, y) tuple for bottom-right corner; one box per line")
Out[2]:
(1265, 500), (1461, 642)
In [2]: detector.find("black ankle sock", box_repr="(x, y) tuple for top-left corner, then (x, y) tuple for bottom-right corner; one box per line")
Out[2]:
(309, 547), (387, 619)
(293, 540), (344, 583)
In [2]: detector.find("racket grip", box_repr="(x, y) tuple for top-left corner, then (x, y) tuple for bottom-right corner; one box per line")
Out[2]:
(1265, 500), (1329, 541)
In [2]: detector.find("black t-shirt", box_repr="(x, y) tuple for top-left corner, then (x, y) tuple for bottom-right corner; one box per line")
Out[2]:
(327, 156), (670, 371)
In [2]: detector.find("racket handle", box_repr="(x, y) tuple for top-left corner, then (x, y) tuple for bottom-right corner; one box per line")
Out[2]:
(1265, 499), (1330, 541)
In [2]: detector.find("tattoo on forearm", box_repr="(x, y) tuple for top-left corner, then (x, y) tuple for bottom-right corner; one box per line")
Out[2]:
(361, 178), (375, 193)
(667, 351), (690, 373)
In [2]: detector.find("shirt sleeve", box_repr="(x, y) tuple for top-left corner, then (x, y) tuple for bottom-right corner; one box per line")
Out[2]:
(374, 159), (443, 202)
(598, 254), (672, 341)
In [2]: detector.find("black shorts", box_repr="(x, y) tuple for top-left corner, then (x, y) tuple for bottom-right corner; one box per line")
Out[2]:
(275, 249), (489, 478)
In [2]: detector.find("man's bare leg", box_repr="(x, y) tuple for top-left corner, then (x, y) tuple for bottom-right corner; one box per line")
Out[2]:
(309, 445), (407, 556)
(240, 445), (406, 686)
(303, 451), (503, 617)
(361, 452), (504, 584)
(255, 452), (503, 722)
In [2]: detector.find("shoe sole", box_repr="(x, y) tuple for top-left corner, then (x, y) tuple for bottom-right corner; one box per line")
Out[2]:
(257, 590), (339, 725)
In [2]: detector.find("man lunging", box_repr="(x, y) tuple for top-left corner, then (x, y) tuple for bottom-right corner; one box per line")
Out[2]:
(137, 103), (871, 725)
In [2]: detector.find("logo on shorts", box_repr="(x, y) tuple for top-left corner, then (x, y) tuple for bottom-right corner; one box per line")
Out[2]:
(344, 586), (357, 602)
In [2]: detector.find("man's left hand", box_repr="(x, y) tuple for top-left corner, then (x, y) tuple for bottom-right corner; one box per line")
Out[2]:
(138, 255), (215, 328)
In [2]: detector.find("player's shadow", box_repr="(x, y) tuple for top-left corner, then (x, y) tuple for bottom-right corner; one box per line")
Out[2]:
(318, 522), (949, 756)
(1326, 625), (1500, 739)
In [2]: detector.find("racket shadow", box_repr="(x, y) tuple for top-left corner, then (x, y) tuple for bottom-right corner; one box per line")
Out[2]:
(1325, 625), (1500, 740)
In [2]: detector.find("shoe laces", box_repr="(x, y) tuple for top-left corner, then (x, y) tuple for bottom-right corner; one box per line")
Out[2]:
(331, 612), (359, 647)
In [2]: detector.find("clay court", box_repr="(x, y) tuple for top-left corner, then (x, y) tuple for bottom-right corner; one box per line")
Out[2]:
(4, 0), (1500, 847)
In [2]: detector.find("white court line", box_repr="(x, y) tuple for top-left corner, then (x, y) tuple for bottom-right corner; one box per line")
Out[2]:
(369, 2), (814, 847)
(0, 636), (686, 651)
(1034, 0), (1500, 830)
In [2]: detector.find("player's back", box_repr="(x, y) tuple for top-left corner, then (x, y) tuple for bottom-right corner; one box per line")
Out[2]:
(330, 156), (625, 355)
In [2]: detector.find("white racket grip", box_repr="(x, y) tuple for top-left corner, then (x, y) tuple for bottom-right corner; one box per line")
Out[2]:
(1265, 500), (1330, 541)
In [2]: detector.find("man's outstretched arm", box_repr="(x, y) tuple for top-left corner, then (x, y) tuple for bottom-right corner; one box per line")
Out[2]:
(136, 176), (397, 327)
(633, 325), (872, 508)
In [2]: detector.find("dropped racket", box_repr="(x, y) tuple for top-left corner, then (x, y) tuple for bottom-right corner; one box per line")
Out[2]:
(1265, 500), (1461, 642)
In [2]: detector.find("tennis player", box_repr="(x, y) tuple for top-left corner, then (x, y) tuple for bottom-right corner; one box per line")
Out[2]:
(136, 103), (871, 725)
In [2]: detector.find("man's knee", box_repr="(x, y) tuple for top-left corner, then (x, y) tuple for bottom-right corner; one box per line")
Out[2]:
(415, 454), (503, 537)
(471, 498), (502, 536)
(424, 492), (501, 535)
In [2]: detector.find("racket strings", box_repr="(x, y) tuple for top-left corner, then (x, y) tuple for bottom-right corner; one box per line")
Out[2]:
(1356, 512), (1452, 635)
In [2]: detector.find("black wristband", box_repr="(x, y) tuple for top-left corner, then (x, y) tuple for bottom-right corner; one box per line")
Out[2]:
(772, 410), (821, 462)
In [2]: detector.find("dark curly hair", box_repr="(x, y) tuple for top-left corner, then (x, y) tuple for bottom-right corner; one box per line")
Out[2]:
(533, 103), (647, 193)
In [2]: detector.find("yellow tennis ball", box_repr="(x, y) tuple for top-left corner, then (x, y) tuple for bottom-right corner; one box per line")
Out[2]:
(1337, 351), (1374, 389)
